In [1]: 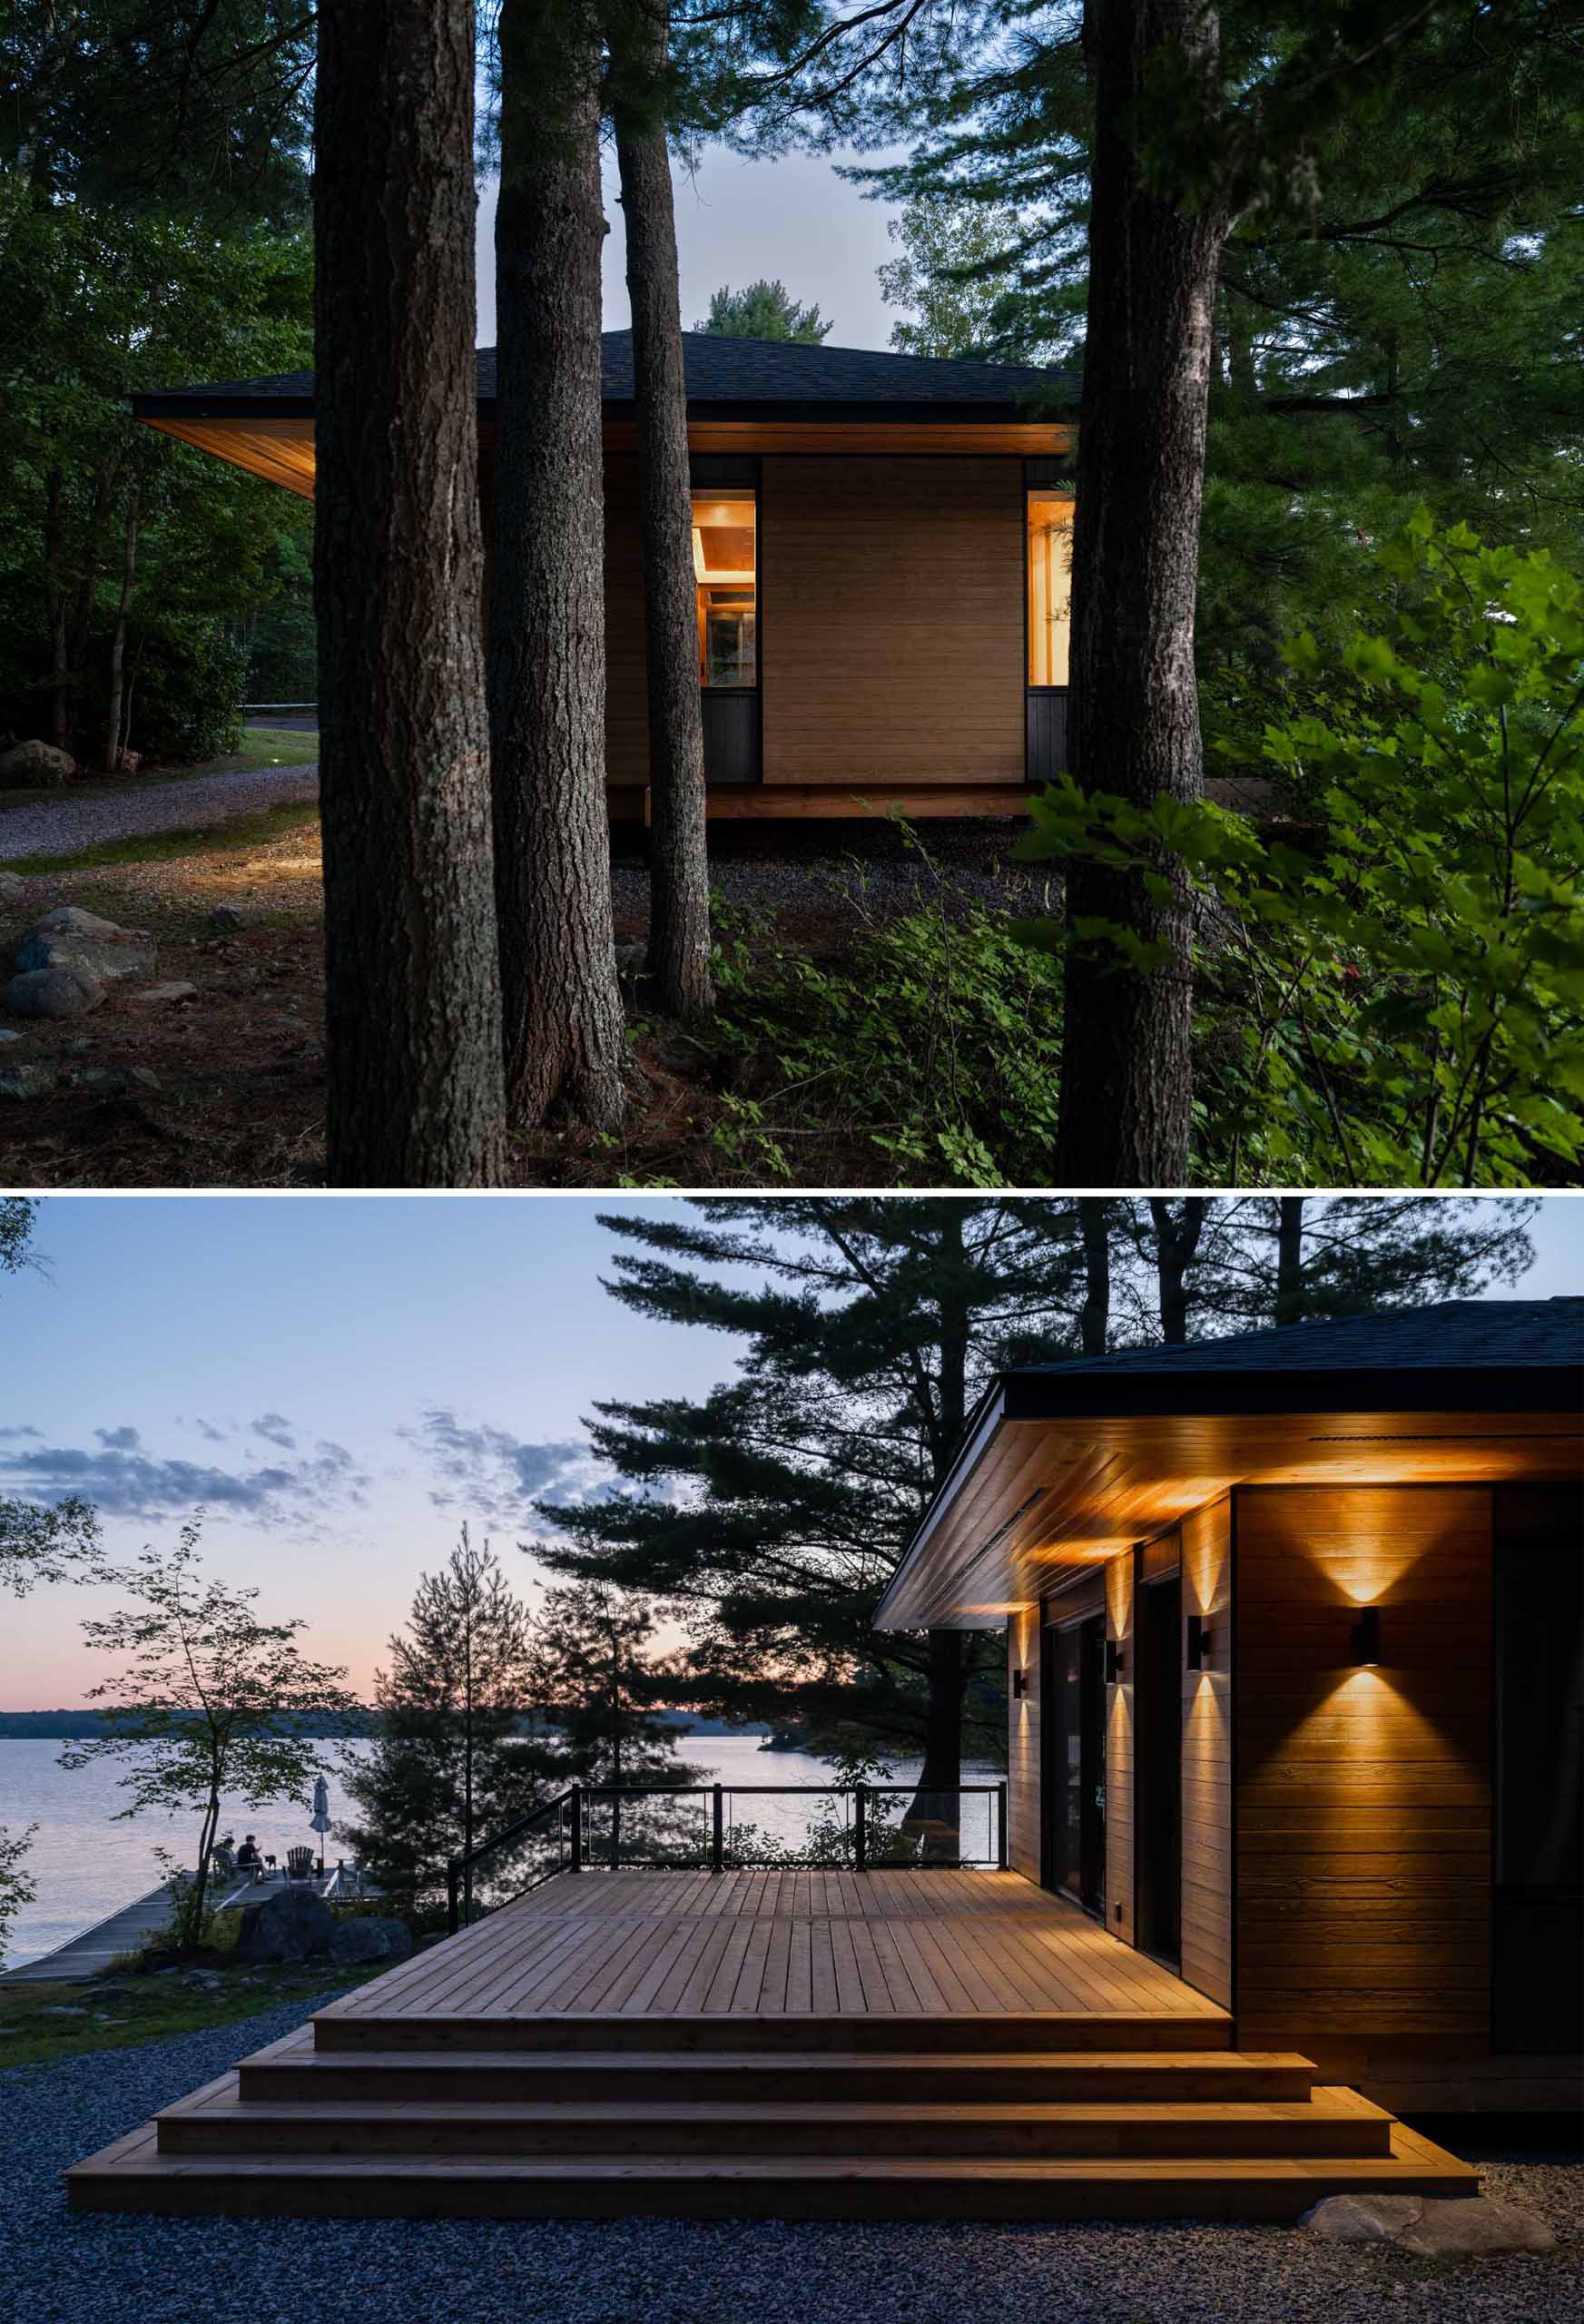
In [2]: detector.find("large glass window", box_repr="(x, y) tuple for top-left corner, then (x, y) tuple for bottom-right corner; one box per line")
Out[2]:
(1027, 492), (1074, 687)
(693, 493), (757, 688)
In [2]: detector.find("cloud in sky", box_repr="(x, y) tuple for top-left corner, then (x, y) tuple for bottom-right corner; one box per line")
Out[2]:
(401, 1408), (615, 1528)
(192, 1420), (231, 1443)
(251, 1412), (297, 1451)
(0, 1424), (41, 1441)
(0, 1433), (369, 1527)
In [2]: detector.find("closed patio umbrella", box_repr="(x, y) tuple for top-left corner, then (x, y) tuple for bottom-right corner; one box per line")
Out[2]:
(310, 1774), (331, 1878)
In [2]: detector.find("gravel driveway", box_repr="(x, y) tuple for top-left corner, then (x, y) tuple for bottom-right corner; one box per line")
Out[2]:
(4, 1997), (1579, 2324)
(0, 762), (320, 862)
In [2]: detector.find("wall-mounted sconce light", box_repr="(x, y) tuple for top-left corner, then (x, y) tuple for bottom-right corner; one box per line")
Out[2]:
(1012, 1668), (1029, 1699)
(1104, 1638), (1124, 1685)
(1353, 1606), (1381, 1667)
(1186, 1613), (1212, 1670)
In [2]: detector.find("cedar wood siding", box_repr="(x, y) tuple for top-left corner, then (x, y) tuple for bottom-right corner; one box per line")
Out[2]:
(1179, 1499), (1234, 2009)
(1007, 1602), (1040, 1882)
(1233, 1483), (1494, 2094)
(1105, 1551), (1136, 1947)
(760, 457), (1026, 783)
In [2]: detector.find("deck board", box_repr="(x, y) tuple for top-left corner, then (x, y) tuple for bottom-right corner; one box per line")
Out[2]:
(314, 1871), (1225, 2028)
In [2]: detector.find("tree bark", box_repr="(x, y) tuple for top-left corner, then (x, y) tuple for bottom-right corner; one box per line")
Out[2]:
(312, 0), (507, 1187)
(1150, 1195), (1206, 1344)
(103, 481), (139, 773)
(489, 0), (627, 1130)
(1077, 1196), (1112, 1354)
(1274, 1195), (1305, 1324)
(1056, 0), (1228, 1186)
(611, 3), (714, 1021)
(43, 467), (70, 751)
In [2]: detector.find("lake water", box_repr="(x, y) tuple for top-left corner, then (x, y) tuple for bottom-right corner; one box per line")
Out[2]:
(0, 1736), (1002, 1966)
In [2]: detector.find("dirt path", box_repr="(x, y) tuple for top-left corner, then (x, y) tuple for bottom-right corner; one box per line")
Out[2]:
(0, 761), (320, 861)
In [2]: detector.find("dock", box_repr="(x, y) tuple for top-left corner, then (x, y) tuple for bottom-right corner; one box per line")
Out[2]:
(1, 1865), (365, 1984)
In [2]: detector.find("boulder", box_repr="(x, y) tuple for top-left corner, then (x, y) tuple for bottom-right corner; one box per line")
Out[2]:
(5, 965), (104, 1020)
(233, 1886), (336, 1965)
(0, 870), (26, 901)
(69, 1064), (162, 1096)
(329, 1915), (414, 1966)
(1303, 2192), (1556, 2256)
(129, 981), (196, 1005)
(0, 740), (74, 788)
(16, 905), (155, 984)
(208, 904), (247, 932)
(0, 1061), (58, 1099)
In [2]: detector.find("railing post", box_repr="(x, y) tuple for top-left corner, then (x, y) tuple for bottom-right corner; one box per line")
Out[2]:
(711, 1783), (723, 1873)
(854, 1782), (867, 1873)
(446, 1859), (460, 1935)
(996, 1780), (1008, 1871)
(569, 1785), (583, 1873)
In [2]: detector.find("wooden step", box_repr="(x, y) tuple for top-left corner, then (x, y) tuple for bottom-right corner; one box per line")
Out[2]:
(310, 2007), (1233, 2056)
(157, 2080), (1394, 2162)
(242, 2033), (1312, 2109)
(66, 2120), (1480, 2221)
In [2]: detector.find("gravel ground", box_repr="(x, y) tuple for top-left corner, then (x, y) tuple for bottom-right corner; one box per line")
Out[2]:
(0, 762), (321, 861)
(3, 1997), (1579, 2324)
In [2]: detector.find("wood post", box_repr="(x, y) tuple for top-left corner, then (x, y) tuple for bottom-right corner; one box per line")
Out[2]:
(711, 1783), (724, 1873)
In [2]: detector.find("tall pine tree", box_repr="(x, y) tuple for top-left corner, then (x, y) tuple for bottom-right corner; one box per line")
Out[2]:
(342, 1532), (560, 1915)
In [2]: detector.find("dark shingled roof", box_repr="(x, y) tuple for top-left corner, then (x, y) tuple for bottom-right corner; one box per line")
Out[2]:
(133, 330), (1077, 418)
(1011, 1299), (1584, 1382)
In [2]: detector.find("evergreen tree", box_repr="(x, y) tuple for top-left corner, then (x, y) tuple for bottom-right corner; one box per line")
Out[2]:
(534, 1581), (702, 1868)
(696, 280), (832, 341)
(537, 1200), (1094, 1787)
(342, 1532), (560, 1913)
(540, 1196), (1540, 1778)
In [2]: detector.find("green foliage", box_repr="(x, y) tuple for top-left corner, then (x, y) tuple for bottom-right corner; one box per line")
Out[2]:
(876, 194), (1047, 360)
(696, 278), (832, 342)
(710, 871), (1064, 1188)
(0, 1822), (37, 1969)
(0, 172), (312, 764)
(1016, 519), (1584, 1187)
(61, 1520), (357, 1952)
(341, 1532), (566, 1914)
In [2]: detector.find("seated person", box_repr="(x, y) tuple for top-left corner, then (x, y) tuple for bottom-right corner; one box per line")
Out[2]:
(234, 1835), (263, 1875)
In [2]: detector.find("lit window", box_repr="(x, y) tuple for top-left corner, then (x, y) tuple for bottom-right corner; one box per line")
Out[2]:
(693, 494), (757, 688)
(1027, 493), (1074, 687)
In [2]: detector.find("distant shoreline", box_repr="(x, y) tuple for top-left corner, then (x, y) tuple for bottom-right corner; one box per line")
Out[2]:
(0, 1712), (771, 1741)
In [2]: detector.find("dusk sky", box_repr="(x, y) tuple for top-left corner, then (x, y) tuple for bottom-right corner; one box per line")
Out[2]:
(475, 148), (903, 350)
(4, 1195), (1580, 1709)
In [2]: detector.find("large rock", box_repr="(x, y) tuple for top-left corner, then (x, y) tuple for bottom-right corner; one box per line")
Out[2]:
(0, 870), (27, 901)
(0, 740), (74, 788)
(15, 905), (155, 984)
(0, 1060), (58, 1099)
(329, 1915), (414, 1966)
(1303, 2192), (1556, 2256)
(5, 965), (103, 1020)
(233, 1886), (336, 1965)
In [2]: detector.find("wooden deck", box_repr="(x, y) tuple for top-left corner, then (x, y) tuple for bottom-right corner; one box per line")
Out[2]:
(320, 1870), (1228, 2029)
(66, 1870), (1481, 2221)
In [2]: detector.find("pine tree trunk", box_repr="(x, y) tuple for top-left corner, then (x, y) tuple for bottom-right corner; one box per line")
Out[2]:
(489, 1), (626, 1131)
(312, 0), (507, 1187)
(1056, 0), (1228, 1186)
(1274, 1195), (1305, 1324)
(1151, 1195), (1206, 1343)
(916, 1628), (966, 1798)
(44, 468), (71, 753)
(102, 483), (139, 773)
(1077, 1196), (1112, 1354)
(612, 5), (714, 1021)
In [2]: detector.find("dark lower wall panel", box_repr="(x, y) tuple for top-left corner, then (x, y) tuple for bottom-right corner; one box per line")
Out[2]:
(1026, 689), (1071, 784)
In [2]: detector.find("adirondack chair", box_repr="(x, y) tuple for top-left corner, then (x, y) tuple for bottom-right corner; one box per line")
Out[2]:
(285, 1846), (315, 1884)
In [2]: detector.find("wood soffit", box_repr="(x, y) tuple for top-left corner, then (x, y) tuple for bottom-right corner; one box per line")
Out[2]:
(141, 411), (1070, 497)
(876, 1393), (1584, 1632)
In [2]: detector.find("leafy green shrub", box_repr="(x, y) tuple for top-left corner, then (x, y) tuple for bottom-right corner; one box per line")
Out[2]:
(1017, 515), (1584, 1187)
(708, 879), (1064, 1187)
(114, 615), (247, 763)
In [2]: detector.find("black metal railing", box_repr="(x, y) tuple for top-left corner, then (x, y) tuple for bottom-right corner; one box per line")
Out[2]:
(447, 1781), (1008, 1933)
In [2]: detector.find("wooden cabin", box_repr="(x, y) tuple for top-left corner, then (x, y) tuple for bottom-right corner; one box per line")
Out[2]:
(875, 1296), (1584, 2118)
(132, 333), (1076, 822)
